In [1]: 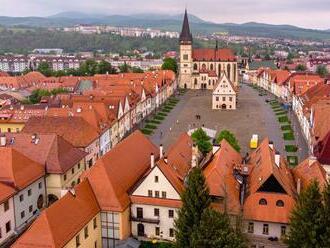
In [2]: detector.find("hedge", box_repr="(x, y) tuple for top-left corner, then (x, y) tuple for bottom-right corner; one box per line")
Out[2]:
(157, 112), (167, 117)
(285, 145), (298, 152)
(287, 156), (298, 167)
(145, 124), (157, 130)
(275, 111), (287, 116)
(283, 132), (295, 140)
(141, 128), (153, 135)
(154, 115), (165, 121)
(150, 120), (161, 125)
(278, 116), (289, 123)
(281, 125), (292, 131)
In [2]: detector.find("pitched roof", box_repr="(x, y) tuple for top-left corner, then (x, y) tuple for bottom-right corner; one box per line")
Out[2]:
(22, 116), (99, 147)
(12, 179), (100, 248)
(83, 130), (159, 212)
(179, 9), (193, 43)
(314, 131), (330, 165)
(0, 147), (45, 189)
(130, 195), (182, 208)
(203, 139), (242, 215)
(192, 48), (236, 61)
(5, 133), (87, 174)
(0, 182), (15, 205)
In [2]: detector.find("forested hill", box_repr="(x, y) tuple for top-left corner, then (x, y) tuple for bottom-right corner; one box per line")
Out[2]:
(0, 12), (329, 41)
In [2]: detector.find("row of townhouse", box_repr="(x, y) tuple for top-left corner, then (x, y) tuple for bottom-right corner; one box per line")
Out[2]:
(12, 129), (328, 248)
(251, 69), (324, 102)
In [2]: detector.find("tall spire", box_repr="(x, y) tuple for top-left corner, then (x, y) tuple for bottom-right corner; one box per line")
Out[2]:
(179, 8), (193, 43)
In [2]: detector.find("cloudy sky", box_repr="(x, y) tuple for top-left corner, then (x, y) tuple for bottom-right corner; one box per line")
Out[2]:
(0, 0), (329, 29)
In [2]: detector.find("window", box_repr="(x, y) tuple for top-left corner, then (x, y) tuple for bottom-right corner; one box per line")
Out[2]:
(276, 200), (284, 207)
(78, 163), (81, 169)
(38, 182), (42, 189)
(77, 178), (80, 184)
(222, 97), (226, 101)
(154, 176), (159, 183)
(64, 174), (67, 181)
(155, 191), (160, 198)
(94, 241), (97, 248)
(84, 226), (89, 238)
(229, 97), (233, 102)
(263, 224), (269, 235)
(28, 189), (32, 196)
(76, 234), (80, 247)
(5, 221), (11, 233)
(281, 226), (286, 236)
(162, 191), (167, 198)
(155, 227), (160, 236)
(29, 205), (33, 213)
(154, 208), (160, 217)
(72, 168), (75, 174)
(248, 222), (254, 233)
(216, 97), (219, 101)
(193, 63), (198, 70)
(21, 211), (25, 219)
(169, 228), (174, 237)
(19, 194), (24, 202)
(259, 198), (267, 205)
(183, 54), (188, 60)
(169, 210), (174, 218)
(93, 218), (97, 229)
(137, 207), (143, 218)
(4, 200), (9, 212)
(148, 190), (153, 197)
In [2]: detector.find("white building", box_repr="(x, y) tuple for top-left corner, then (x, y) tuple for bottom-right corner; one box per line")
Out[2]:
(212, 73), (237, 110)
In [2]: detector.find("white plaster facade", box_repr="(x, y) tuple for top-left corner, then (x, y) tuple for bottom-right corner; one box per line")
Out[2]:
(212, 73), (237, 110)
(0, 196), (15, 245)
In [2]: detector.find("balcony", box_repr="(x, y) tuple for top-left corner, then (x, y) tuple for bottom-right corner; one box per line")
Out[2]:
(131, 216), (160, 224)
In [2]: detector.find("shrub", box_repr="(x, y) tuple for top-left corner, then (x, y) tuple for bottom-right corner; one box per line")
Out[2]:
(276, 111), (287, 116)
(285, 145), (298, 152)
(150, 120), (161, 125)
(279, 116), (289, 123)
(145, 124), (157, 129)
(281, 125), (292, 131)
(141, 128), (153, 135)
(287, 156), (298, 167)
(283, 132), (295, 140)
(154, 115), (165, 121)
(158, 112), (167, 117)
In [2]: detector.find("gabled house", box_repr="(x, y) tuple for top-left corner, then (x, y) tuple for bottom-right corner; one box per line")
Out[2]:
(212, 73), (237, 110)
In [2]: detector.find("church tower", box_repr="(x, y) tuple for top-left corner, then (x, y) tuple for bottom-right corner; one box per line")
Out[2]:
(179, 9), (193, 89)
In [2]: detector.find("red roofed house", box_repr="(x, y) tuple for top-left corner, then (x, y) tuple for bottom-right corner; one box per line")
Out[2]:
(178, 9), (238, 90)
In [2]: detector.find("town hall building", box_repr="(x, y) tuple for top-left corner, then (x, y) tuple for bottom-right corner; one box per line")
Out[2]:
(178, 9), (239, 90)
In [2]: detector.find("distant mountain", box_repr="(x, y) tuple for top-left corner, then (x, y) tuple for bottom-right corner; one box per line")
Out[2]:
(0, 12), (329, 41)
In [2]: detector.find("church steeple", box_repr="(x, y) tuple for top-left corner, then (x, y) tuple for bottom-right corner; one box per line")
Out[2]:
(179, 9), (193, 43)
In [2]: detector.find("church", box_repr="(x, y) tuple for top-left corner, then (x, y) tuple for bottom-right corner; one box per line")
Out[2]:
(178, 9), (239, 90)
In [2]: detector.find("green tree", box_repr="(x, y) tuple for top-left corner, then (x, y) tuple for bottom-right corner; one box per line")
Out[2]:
(29, 89), (51, 103)
(286, 180), (323, 248)
(295, 64), (307, 72)
(320, 183), (330, 246)
(175, 167), (211, 248)
(191, 128), (212, 154)
(191, 209), (247, 248)
(96, 60), (116, 74)
(79, 59), (98, 76)
(37, 62), (52, 77)
(161, 58), (178, 74)
(316, 65), (329, 77)
(287, 53), (294, 64)
(119, 62), (130, 73)
(216, 130), (241, 152)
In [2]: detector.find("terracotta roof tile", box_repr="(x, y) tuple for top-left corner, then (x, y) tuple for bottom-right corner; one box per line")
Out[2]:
(193, 48), (236, 61)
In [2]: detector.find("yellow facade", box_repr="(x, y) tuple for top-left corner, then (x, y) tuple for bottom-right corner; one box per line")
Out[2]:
(64, 213), (102, 248)
(46, 159), (85, 202)
(0, 122), (25, 133)
(120, 207), (131, 240)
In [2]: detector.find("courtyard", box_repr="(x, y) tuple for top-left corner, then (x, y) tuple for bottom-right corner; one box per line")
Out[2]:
(149, 83), (309, 162)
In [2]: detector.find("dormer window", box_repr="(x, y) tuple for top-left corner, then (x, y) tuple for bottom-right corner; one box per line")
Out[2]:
(259, 198), (267, 205)
(276, 200), (284, 207)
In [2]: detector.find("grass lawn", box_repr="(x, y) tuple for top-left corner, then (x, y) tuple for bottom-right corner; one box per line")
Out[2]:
(281, 125), (292, 131)
(141, 128), (153, 135)
(278, 116), (289, 123)
(283, 132), (295, 140)
(285, 145), (298, 152)
(287, 156), (298, 167)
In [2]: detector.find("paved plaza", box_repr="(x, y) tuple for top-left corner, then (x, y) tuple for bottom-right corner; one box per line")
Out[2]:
(150, 84), (309, 162)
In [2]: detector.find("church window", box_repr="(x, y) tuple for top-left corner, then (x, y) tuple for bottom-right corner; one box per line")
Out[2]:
(208, 80), (211, 85)
(218, 64), (221, 73)
(234, 64), (237, 81)
(227, 64), (231, 79)
(202, 64), (206, 70)
(183, 54), (188, 60)
(210, 64), (214, 70)
(193, 63), (198, 70)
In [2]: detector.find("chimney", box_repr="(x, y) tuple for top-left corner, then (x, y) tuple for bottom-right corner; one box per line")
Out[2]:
(150, 153), (155, 168)
(268, 140), (274, 150)
(192, 144), (199, 168)
(275, 152), (280, 167)
(297, 178), (301, 194)
(159, 144), (163, 159)
(0, 135), (6, 146)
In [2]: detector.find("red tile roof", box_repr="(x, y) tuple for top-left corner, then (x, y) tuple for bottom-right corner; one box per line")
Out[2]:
(0, 182), (15, 205)
(314, 131), (330, 165)
(130, 195), (182, 208)
(0, 147), (45, 189)
(83, 130), (159, 212)
(12, 179), (100, 248)
(192, 48), (236, 61)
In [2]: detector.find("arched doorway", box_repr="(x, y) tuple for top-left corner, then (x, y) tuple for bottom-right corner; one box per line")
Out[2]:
(184, 83), (187, 89)
(222, 104), (227, 110)
(137, 223), (145, 237)
(48, 194), (59, 206)
(37, 195), (44, 209)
